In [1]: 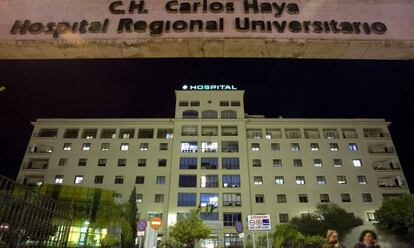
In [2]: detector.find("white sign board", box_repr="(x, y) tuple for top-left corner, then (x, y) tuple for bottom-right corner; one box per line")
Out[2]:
(248, 215), (271, 231)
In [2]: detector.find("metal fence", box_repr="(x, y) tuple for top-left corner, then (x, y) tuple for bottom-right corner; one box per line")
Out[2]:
(0, 175), (73, 248)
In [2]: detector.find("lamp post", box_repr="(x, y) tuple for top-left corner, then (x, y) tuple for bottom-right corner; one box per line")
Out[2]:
(83, 221), (90, 247)
(0, 223), (10, 242)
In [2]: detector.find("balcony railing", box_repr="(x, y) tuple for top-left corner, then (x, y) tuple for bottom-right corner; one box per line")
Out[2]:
(364, 131), (390, 138)
(21, 162), (48, 170)
(369, 147), (395, 154)
(373, 162), (401, 171)
(27, 146), (54, 154)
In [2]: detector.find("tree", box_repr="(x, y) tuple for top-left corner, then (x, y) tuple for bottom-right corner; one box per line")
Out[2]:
(273, 224), (324, 248)
(170, 209), (211, 247)
(375, 194), (414, 242)
(122, 187), (138, 248)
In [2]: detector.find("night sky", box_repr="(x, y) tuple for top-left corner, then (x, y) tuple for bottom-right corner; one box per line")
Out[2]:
(0, 59), (412, 192)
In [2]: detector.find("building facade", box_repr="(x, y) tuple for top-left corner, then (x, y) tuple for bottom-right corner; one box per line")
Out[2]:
(17, 89), (410, 247)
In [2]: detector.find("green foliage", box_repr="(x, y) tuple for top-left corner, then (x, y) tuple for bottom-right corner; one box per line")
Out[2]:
(290, 203), (363, 239)
(122, 187), (138, 248)
(273, 224), (325, 248)
(375, 194), (414, 241)
(170, 209), (211, 247)
(101, 234), (120, 248)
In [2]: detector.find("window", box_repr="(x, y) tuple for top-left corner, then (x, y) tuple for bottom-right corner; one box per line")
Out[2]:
(313, 159), (323, 167)
(182, 126), (198, 136)
(221, 110), (237, 119)
(349, 143), (358, 151)
(286, 129), (301, 139)
(63, 129), (79, 138)
(82, 143), (91, 151)
(137, 159), (146, 167)
(58, 158), (68, 166)
(181, 141), (198, 153)
(271, 143), (280, 151)
(291, 143), (300, 151)
(94, 175), (104, 184)
(200, 193), (219, 207)
(36, 129), (58, 138)
(120, 143), (129, 151)
(337, 176), (347, 184)
(157, 129), (173, 139)
(279, 214), (289, 223)
(222, 158), (240, 169)
(202, 141), (218, 153)
(159, 143), (168, 150)
(275, 176), (285, 185)
(231, 101), (241, 106)
(362, 193), (372, 202)
(342, 128), (358, 139)
(139, 143), (149, 151)
(136, 194), (143, 203)
(119, 129), (135, 139)
(183, 110), (198, 119)
(179, 101), (188, 106)
(220, 101), (229, 106)
(310, 143), (319, 151)
(177, 193), (196, 206)
(277, 194), (287, 203)
(63, 143), (72, 151)
(273, 159), (282, 167)
(81, 129), (97, 139)
(222, 141), (239, 153)
(97, 159), (107, 167)
(155, 194), (164, 203)
(223, 193), (241, 207)
(253, 176), (263, 185)
(200, 175), (219, 188)
(223, 213), (242, 227)
(341, 193), (351, 202)
(304, 129), (321, 139)
(156, 176), (165, 185)
(115, 176), (124, 184)
(180, 158), (197, 169)
(251, 143), (260, 151)
(296, 176), (305, 185)
(179, 175), (197, 187)
(221, 126), (238, 136)
(78, 158), (87, 167)
(158, 159), (167, 167)
(265, 129), (282, 139)
(353, 159), (363, 167)
(298, 194), (308, 203)
(74, 176), (84, 184)
(330, 143), (339, 151)
(367, 212), (377, 222)
(100, 129), (116, 139)
(247, 129), (263, 139)
(252, 159), (261, 167)
(222, 175), (241, 188)
(255, 194), (265, 203)
(101, 143), (110, 151)
(190, 101), (200, 106)
(358, 176), (368, 184)
(320, 194), (330, 203)
(118, 159), (127, 167)
(202, 110), (218, 119)
(138, 129), (154, 138)
(316, 176), (326, 185)
(201, 158), (218, 169)
(135, 176), (144, 184)
(293, 159), (303, 167)
(202, 126), (218, 136)
(54, 175), (64, 184)
(323, 129), (339, 139)
(333, 159), (343, 167)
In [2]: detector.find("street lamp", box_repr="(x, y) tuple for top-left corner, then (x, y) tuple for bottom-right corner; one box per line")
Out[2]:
(0, 223), (10, 242)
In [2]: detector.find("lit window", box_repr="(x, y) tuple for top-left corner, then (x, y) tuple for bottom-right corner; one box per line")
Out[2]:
(120, 143), (129, 151)
(139, 143), (149, 151)
(222, 175), (241, 188)
(82, 143), (91, 151)
(100, 129), (116, 139)
(119, 129), (135, 139)
(358, 176), (367, 184)
(273, 159), (282, 167)
(291, 143), (300, 151)
(156, 176), (165, 185)
(353, 159), (363, 167)
(253, 176), (263, 185)
(136, 194), (143, 203)
(157, 129), (173, 139)
(74, 176), (84, 184)
(275, 176), (285, 185)
(349, 143), (358, 151)
(296, 176), (305, 185)
(200, 193), (219, 208)
(251, 143), (260, 151)
(265, 129), (282, 139)
(101, 143), (110, 151)
(81, 129), (97, 139)
(63, 143), (72, 151)
(316, 176), (326, 185)
(181, 141), (198, 153)
(313, 159), (323, 167)
(54, 175), (63, 184)
(310, 143), (319, 151)
(200, 175), (219, 188)
(330, 143), (339, 151)
(323, 129), (339, 139)
(367, 212), (377, 222)
(202, 141), (218, 153)
(223, 193), (241, 207)
(337, 176), (347, 184)
(182, 126), (198, 136)
(247, 129), (263, 139)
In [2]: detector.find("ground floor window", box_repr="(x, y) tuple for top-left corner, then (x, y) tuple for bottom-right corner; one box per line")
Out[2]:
(224, 233), (242, 248)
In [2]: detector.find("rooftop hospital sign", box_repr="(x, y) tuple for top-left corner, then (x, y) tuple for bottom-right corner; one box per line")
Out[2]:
(0, 0), (414, 59)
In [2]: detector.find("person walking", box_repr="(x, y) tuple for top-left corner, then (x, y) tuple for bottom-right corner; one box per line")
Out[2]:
(322, 230), (344, 248)
(353, 230), (380, 248)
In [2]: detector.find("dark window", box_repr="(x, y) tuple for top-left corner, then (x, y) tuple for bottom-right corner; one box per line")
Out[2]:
(277, 194), (287, 203)
(221, 110), (237, 119)
(158, 159), (167, 167)
(180, 158), (197, 169)
(190, 101), (200, 106)
(177, 193), (196, 206)
(137, 159), (146, 167)
(252, 159), (261, 167)
(63, 129), (79, 138)
(135, 176), (145, 184)
(114, 176), (124, 184)
(100, 129), (116, 139)
(279, 214), (289, 223)
(202, 110), (218, 119)
(94, 175), (104, 184)
(81, 129), (97, 139)
(201, 158), (218, 169)
(157, 129), (173, 139)
(320, 194), (330, 203)
(255, 194), (265, 203)
(231, 101), (241, 106)
(97, 159), (107, 167)
(223, 213), (242, 227)
(179, 175), (197, 187)
(220, 101), (229, 106)
(223, 193), (241, 207)
(179, 101), (188, 106)
(222, 158), (240, 169)
(222, 141), (239, 153)
(222, 175), (240, 188)
(119, 129), (135, 139)
(160, 143), (168, 150)
(138, 129), (154, 138)
(341, 193), (352, 202)
(78, 159), (87, 167)
(118, 159), (127, 167)
(36, 129), (58, 138)
(298, 194), (308, 203)
(362, 193), (373, 202)
(183, 110), (198, 119)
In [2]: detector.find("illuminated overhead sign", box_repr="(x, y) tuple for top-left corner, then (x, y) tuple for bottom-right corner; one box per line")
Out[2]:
(182, 85), (237, 90)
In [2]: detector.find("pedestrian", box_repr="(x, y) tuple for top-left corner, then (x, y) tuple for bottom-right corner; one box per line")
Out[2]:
(354, 230), (380, 248)
(322, 230), (344, 248)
